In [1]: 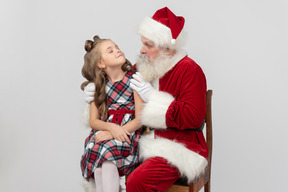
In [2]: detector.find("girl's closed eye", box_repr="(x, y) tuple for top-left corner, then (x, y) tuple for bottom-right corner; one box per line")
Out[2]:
(106, 48), (113, 53)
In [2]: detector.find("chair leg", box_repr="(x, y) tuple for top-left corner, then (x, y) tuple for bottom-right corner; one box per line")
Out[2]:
(204, 180), (210, 192)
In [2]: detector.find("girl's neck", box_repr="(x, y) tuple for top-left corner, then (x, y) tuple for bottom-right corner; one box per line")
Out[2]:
(105, 68), (126, 82)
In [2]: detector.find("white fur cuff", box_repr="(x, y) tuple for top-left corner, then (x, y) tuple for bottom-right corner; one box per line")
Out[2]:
(141, 90), (174, 129)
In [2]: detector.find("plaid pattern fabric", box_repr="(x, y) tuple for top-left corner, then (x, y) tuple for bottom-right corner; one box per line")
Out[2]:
(81, 71), (141, 179)
(106, 71), (135, 125)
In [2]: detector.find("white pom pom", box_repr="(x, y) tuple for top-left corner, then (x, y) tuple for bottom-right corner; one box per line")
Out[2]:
(171, 39), (176, 44)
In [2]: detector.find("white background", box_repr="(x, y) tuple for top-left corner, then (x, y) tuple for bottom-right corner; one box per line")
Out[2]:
(1, 0), (287, 192)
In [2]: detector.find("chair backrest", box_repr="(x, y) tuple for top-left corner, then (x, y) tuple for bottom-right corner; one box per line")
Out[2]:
(205, 90), (213, 180)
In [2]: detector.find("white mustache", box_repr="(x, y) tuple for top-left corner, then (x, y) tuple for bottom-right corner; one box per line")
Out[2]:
(138, 54), (151, 62)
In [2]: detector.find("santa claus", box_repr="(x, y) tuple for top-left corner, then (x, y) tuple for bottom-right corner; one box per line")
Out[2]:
(126, 7), (208, 192)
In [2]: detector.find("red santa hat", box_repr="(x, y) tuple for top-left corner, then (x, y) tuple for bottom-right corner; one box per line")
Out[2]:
(138, 7), (185, 48)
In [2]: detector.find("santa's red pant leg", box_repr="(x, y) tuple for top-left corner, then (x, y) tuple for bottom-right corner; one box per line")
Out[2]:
(126, 157), (180, 192)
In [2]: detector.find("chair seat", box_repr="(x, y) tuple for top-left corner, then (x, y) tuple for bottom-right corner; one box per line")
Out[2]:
(165, 166), (209, 192)
(174, 177), (189, 186)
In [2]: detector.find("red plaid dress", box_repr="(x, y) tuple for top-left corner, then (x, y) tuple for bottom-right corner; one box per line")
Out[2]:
(81, 71), (141, 179)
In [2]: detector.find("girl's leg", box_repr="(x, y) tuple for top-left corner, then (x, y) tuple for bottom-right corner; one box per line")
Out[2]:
(94, 167), (103, 192)
(102, 160), (120, 192)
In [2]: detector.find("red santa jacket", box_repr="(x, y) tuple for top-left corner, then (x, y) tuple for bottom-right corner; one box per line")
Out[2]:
(138, 50), (208, 183)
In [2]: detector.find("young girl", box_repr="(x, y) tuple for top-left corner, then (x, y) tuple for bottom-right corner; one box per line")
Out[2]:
(80, 35), (142, 192)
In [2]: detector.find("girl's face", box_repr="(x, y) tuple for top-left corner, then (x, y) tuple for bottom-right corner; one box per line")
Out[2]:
(97, 40), (126, 69)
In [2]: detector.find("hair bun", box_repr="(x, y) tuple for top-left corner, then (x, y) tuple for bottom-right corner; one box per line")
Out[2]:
(85, 40), (94, 52)
(84, 35), (103, 52)
(93, 35), (101, 44)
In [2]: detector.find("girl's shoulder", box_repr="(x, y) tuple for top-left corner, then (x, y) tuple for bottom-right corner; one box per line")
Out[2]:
(126, 71), (134, 79)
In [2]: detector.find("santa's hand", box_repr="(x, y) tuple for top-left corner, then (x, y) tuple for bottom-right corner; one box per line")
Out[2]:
(130, 72), (153, 102)
(84, 82), (95, 103)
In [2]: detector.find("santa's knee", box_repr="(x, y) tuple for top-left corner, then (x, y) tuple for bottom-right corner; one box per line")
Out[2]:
(126, 170), (144, 191)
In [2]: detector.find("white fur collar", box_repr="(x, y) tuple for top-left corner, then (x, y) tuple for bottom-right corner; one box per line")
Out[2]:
(170, 49), (187, 69)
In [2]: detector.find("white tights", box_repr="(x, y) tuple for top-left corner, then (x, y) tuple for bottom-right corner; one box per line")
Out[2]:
(94, 160), (120, 192)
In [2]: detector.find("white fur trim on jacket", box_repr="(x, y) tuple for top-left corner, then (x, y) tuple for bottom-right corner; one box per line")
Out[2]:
(82, 178), (95, 192)
(139, 133), (208, 183)
(171, 49), (187, 66)
(141, 89), (174, 129)
(82, 103), (90, 127)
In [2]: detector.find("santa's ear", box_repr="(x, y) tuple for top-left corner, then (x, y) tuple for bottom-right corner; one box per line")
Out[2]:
(163, 48), (176, 57)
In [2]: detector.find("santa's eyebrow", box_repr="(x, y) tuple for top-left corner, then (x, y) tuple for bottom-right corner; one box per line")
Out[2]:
(145, 42), (153, 46)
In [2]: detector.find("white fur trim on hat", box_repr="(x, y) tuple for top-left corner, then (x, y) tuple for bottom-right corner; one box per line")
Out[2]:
(139, 17), (175, 49)
(139, 134), (208, 183)
(141, 89), (174, 129)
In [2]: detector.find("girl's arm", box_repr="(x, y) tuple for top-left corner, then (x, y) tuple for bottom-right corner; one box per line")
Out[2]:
(89, 101), (116, 131)
(90, 102), (131, 143)
(122, 90), (143, 133)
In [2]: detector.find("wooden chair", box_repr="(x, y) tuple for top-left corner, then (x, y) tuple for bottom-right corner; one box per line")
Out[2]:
(165, 89), (213, 192)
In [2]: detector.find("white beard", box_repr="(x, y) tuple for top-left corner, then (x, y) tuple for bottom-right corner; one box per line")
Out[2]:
(136, 52), (174, 82)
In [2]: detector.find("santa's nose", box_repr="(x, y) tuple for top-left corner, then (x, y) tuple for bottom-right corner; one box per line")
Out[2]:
(140, 46), (146, 54)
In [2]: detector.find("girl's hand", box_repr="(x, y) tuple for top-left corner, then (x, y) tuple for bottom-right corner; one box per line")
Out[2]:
(109, 123), (131, 144)
(95, 131), (113, 143)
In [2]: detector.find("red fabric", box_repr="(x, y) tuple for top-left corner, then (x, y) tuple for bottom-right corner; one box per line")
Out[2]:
(160, 56), (207, 128)
(152, 7), (185, 40)
(126, 157), (180, 192)
(156, 56), (208, 158)
(108, 109), (135, 124)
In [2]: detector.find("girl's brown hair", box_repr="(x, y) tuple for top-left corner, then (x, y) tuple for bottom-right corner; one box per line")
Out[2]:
(81, 35), (133, 120)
